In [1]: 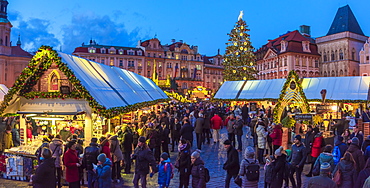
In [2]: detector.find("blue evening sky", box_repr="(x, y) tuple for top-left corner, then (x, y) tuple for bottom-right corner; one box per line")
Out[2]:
(7, 0), (369, 56)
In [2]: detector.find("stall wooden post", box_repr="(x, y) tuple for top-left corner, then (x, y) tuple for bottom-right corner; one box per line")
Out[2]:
(282, 127), (289, 150)
(19, 115), (26, 143)
(84, 112), (92, 145)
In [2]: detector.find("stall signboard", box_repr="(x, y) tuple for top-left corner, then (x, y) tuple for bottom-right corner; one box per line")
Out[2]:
(316, 104), (331, 114)
(294, 114), (313, 121)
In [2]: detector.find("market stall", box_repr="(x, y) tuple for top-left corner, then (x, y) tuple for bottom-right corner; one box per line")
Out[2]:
(0, 46), (169, 179)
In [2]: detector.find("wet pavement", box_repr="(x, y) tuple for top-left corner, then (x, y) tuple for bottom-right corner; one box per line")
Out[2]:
(0, 126), (313, 188)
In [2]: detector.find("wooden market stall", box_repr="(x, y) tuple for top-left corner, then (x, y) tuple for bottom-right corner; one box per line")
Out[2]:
(0, 46), (169, 179)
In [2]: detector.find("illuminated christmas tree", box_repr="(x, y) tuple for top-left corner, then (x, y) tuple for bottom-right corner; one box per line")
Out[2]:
(223, 11), (257, 81)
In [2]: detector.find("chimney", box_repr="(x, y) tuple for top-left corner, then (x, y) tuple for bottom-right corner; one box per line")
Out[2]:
(171, 39), (175, 43)
(299, 25), (311, 36)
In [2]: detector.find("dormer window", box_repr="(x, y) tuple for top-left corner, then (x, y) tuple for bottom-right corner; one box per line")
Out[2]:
(101, 48), (106, 54)
(280, 40), (287, 52)
(119, 49), (124, 55)
(109, 47), (116, 54)
(88, 47), (96, 53)
(302, 41), (311, 53)
(128, 50), (134, 55)
(137, 51), (142, 56)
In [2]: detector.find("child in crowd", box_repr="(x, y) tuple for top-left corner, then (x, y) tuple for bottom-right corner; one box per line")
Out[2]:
(264, 155), (274, 188)
(157, 152), (172, 188)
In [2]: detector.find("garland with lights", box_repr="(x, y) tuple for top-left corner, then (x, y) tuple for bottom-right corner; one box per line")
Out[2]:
(273, 71), (310, 124)
(0, 46), (169, 118)
(223, 17), (257, 81)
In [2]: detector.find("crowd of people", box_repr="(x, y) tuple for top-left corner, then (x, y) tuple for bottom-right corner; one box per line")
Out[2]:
(3, 102), (370, 188)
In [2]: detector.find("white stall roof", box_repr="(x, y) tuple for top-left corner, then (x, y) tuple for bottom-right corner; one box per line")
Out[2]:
(0, 84), (8, 101)
(215, 76), (370, 101)
(58, 52), (168, 109)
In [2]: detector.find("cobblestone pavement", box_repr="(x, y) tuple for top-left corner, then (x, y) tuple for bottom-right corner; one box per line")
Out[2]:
(0, 126), (313, 188)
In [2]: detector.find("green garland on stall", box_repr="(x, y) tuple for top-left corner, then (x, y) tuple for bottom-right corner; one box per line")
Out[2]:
(0, 45), (169, 118)
(272, 70), (310, 124)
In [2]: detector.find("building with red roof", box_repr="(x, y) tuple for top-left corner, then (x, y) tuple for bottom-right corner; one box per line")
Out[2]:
(255, 26), (320, 80)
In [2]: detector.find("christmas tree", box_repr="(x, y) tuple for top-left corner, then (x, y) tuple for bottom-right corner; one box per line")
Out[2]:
(223, 11), (257, 81)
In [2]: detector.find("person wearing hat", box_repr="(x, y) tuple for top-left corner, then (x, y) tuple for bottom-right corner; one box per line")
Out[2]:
(347, 137), (365, 173)
(271, 146), (287, 188)
(131, 136), (158, 188)
(256, 121), (267, 164)
(312, 145), (334, 176)
(49, 134), (63, 188)
(94, 153), (112, 188)
(120, 125), (134, 174)
(362, 135), (370, 153)
(239, 146), (259, 187)
(307, 162), (336, 188)
(287, 135), (307, 188)
(350, 126), (364, 147)
(190, 149), (206, 188)
(223, 139), (240, 188)
(82, 138), (100, 188)
(157, 152), (172, 188)
(333, 135), (348, 165)
(31, 147), (56, 188)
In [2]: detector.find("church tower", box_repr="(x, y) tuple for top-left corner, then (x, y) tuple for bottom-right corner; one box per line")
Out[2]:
(0, 0), (12, 55)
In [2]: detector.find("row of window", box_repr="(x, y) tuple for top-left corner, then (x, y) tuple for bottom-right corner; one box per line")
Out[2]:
(88, 48), (142, 56)
(322, 48), (356, 62)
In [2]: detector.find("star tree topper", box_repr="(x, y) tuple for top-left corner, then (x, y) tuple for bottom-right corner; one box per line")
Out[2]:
(238, 10), (243, 21)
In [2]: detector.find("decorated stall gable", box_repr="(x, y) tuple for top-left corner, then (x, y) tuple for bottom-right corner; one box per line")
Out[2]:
(273, 70), (310, 124)
(0, 46), (169, 118)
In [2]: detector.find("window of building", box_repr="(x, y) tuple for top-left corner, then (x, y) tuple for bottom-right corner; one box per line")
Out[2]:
(148, 53), (150, 57)
(339, 49), (344, 60)
(367, 56), (370, 61)
(119, 49), (123, 55)
(196, 65), (202, 70)
(119, 60), (123, 67)
(153, 53), (156, 58)
(284, 58), (287, 66)
(331, 51), (335, 61)
(352, 48), (356, 60)
(302, 59), (306, 67)
(110, 59), (114, 66)
(315, 60), (319, 68)
(147, 71), (151, 77)
(128, 50), (134, 55)
(176, 55), (179, 59)
(109, 49), (116, 54)
(101, 59), (105, 64)
(295, 57), (299, 66)
(89, 48), (96, 53)
(101, 48), (106, 54)
(363, 73), (368, 76)
(323, 52), (327, 62)
(137, 51), (142, 56)
(128, 61), (134, 67)
(159, 54), (162, 58)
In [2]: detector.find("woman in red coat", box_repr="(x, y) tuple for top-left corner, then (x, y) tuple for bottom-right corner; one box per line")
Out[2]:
(269, 123), (283, 152)
(63, 140), (81, 188)
(306, 128), (323, 177)
(99, 136), (112, 160)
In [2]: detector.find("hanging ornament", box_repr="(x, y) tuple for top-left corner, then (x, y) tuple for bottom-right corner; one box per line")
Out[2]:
(241, 26), (244, 29)
(240, 47), (243, 51)
(240, 33), (243, 36)
(233, 70), (236, 74)
(234, 42), (237, 46)
(244, 42), (247, 45)
(243, 67), (247, 70)
(236, 52), (239, 55)
(250, 62), (253, 66)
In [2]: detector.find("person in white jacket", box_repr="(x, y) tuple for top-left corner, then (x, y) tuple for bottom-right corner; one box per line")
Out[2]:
(256, 121), (267, 164)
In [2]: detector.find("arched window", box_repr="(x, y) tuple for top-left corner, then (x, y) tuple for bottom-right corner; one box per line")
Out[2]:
(324, 71), (327, 77)
(48, 71), (60, 91)
(352, 48), (356, 60)
(340, 70), (343, 76)
(5, 36), (7, 46)
(331, 70), (335, 77)
(331, 51), (335, 61)
(323, 52), (327, 62)
(353, 70), (356, 76)
(339, 49), (344, 60)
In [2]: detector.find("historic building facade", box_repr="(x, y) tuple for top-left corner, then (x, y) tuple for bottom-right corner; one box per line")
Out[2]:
(0, 0), (32, 88)
(359, 38), (370, 76)
(316, 5), (367, 77)
(255, 28), (320, 80)
(73, 38), (223, 94)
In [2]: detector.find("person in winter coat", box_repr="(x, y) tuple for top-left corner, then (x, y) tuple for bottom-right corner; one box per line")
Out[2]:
(333, 152), (357, 188)
(202, 113), (211, 145)
(350, 126), (364, 147)
(312, 145), (334, 176)
(355, 158), (370, 188)
(120, 125), (134, 174)
(223, 139), (240, 188)
(170, 117), (181, 152)
(269, 123), (283, 152)
(132, 136), (158, 188)
(288, 135), (307, 188)
(82, 138), (100, 188)
(180, 119), (194, 146)
(49, 135), (63, 188)
(307, 128), (323, 177)
(94, 153), (112, 188)
(63, 140), (81, 188)
(271, 146), (286, 188)
(347, 137), (365, 173)
(108, 134), (123, 182)
(99, 136), (112, 161)
(157, 152), (172, 188)
(256, 121), (268, 164)
(11, 126), (20, 147)
(234, 115), (244, 152)
(226, 114), (236, 147)
(161, 122), (170, 155)
(241, 104), (249, 123)
(333, 136), (348, 165)
(0, 125), (13, 151)
(176, 139), (191, 188)
(362, 135), (370, 153)
(264, 155), (274, 188)
(31, 147), (56, 188)
(304, 125), (314, 163)
(191, 150), (206, 188)
(195, 114), (205, 150)
(210, 113), (223, 143)
(238, 146), (259, 188)
(307, 162), (337, 188)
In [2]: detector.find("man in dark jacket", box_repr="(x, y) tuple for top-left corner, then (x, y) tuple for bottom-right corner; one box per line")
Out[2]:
(180, 119), (194, 146)
(223, 139), (240, 188)
(241, 104), (249, 123)
(195, 114), (205, 150)
(82, 138), (100, 188)
(288, 135), (307, 188)
(307, 162), (336, 188)
(234, 115), (244, 151)
(132, 137), (158, 188)
(170, 117), (181, 152)
(304, 125), (314, 163)
(120, 126), (133, 174)
(350, 126), (364, 147)
(203, 112), (211, 144)
(160, 122), (170, 155)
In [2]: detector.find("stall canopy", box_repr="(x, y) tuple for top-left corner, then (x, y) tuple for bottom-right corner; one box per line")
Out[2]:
(0, 84), (8, 101)
(58, 52), (168, 109)
(215, 76), (370, 101)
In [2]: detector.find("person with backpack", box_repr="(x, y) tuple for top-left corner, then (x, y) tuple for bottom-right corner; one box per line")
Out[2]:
(82, 138), (100, 188)
(333, 136), (348, 165)
(355, 158), (370, 188)
(223, 139), (240, 188)
(94, 153), (112, 188)
(288, 135), (307, 188)
(49, 134), (64, 188)
(176, 139), (191, 188)
(312, 145), (334, 176)
(157, 152), (172, 188)
(191, 150), (207, 188)
(332, 152), (357, 188)
(238, 146), (259, 187)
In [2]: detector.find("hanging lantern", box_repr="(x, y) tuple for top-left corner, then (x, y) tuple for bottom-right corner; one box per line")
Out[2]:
(241, 26), (244, 29)
(240, 33), (243, 36)
(240, 47), (243, 51)
(244, 42), (247, 45)
(234, 42), (237, 46)
(233, 70), (236, 74)
(243, 67), (247, 70)
(250, 62), (253, 66)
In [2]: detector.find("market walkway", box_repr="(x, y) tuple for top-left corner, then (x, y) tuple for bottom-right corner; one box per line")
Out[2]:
(0, 126), (313, 188)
